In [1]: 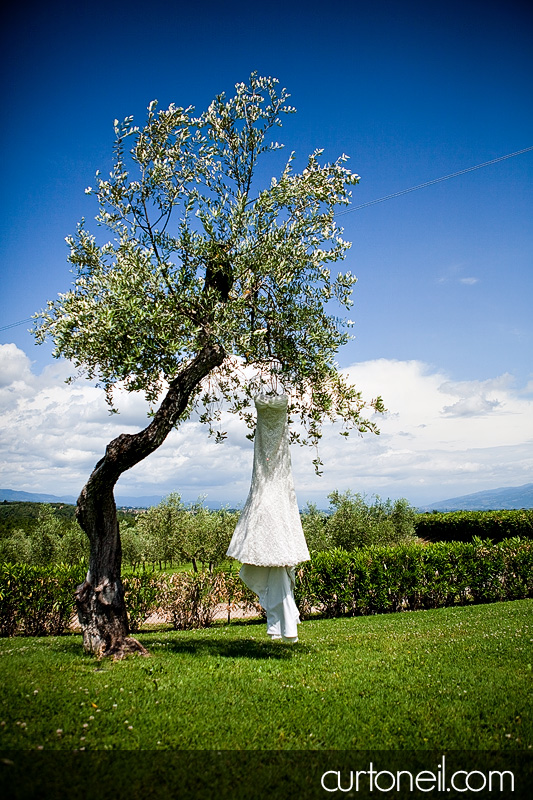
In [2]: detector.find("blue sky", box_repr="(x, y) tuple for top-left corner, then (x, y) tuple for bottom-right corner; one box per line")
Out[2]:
(1, 0), (532, 507)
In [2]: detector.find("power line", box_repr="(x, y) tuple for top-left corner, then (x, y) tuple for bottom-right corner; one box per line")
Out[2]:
(335, 145), (533, 216)
(0, 317), (34, 333)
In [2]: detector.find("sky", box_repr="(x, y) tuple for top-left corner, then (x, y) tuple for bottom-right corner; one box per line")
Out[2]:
(0, 0), (532, 508)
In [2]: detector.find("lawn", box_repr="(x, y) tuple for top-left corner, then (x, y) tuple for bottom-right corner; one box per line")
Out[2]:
(0, 599), (531, 752)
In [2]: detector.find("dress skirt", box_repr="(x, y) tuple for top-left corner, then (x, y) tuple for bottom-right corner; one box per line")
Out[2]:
(226, 393), (310, 566)
(239, 564), (300, 641)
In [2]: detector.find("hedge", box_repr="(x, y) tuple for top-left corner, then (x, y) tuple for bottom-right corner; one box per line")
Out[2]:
(1, 537), (531, 637)
(0, 563), (87, 637)
(296, 537), (533, 617)
(414, 509), (533, 543)
(0, 563), (261, 637)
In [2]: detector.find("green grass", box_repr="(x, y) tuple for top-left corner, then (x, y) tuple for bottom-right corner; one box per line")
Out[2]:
(0, 600), (531, 751)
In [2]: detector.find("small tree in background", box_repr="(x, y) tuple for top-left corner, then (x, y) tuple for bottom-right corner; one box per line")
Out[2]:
(34, 74), (384, 657)
(134, 493), (185, 569)
(30, 505), (62, 566)
(326, 491), (418, 549)
(0, 529), (32, 564)
(301, 502), (332, 553)
(175, 500), (237, 573)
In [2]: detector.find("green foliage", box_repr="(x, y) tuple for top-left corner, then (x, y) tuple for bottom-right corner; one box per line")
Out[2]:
(0, 529), (33, 564)
(33, 73), (384, 469)
(301, 491), (419, 552)
(299, 538), (533, 617)
(300, 502), (331, 553)
(3, 538), (531, 638)
(29, 505), (62, 565)
(133, 493), (185, 569)
(0, 501), (77, 538)
(158, 571), (222, 630)
(0, 497), (235, 571)
(59, 524), (90, 564)
(126, 494), (238, 572)
(0, 505), (89, 566)
(121, 572), (160, 633)
(415, 509), (533, 543)
(175, 500), (238, 572)
(0, 563), (163, 637)
(119, 523), (147, 570)
(0, 563), (87, 636)
(0, 561), (254, 637)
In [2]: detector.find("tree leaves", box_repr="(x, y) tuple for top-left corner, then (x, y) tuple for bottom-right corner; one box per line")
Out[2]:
(33, 73), (382, 464)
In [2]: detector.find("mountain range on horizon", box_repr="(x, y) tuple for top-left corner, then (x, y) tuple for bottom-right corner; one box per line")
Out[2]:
(0, 488), (226, 510)
(416, 482), (533, 512)
(1, 484), (532, 512)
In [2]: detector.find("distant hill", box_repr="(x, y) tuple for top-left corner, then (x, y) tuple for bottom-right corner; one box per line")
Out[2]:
(0, 488), (77, 504)
(419, 483), (533, 512)
(0, 488), (165, 507)
(4, 483), (532, 514)
(0, 489), (227, 510)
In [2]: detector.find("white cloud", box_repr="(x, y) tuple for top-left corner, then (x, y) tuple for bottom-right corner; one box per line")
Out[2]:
(301, 359), (533, 504)
(436, 264), (479, 286)
(1, 344), (532, 507)
(0, 343), (34, 388)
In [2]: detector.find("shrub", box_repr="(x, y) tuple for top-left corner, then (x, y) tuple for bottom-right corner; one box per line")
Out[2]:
(60, 525), (89, 565)
(2, 538), (531, 638)
(29, 505), (62, 566)
(325, 491), (419, 550)
(158, 571), (222, 630)
(120, 523), (149, 570)
(213, 567), (262, 623)
(0, 563), (86, 636)
(300, 503), (332, 553)
(299, 537), (533, 617)
(296, 548), (354, 617)
(121, 572), (160, 632)
(0, 529), (33, 564)
(414, 509), (533, 543)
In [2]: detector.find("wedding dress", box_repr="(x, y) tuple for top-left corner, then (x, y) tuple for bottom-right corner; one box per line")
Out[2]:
(227, 393), (310, 641)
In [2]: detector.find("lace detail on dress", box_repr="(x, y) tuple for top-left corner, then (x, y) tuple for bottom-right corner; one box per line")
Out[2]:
(226, 393), (310, 567)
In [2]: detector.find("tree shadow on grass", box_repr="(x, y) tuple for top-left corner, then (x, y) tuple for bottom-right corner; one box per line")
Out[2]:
(140, 631), (308, 660)
(39, 622), (315, 661)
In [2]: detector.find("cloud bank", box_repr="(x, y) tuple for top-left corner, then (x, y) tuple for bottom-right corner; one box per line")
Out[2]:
(1, 344), (532, 507)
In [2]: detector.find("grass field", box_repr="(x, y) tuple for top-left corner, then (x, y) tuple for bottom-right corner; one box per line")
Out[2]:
(0, 599), (531, 752)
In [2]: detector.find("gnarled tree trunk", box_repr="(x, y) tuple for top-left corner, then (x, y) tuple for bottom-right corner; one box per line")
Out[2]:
(75, 342), (225, 658)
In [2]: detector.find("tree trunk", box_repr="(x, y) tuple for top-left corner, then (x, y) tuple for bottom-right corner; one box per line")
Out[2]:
(75, 342), (225, 658)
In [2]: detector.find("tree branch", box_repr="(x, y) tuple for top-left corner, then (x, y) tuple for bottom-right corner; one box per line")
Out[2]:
(78, 341), (226, 508)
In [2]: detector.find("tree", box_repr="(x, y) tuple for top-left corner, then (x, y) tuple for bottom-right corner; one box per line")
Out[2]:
(31, 504), (62, 566)
(134, 492), (185, 569)
(34, 74), (384, 657)
(173, 499), (238, 573)
(326, 491), (418, 549)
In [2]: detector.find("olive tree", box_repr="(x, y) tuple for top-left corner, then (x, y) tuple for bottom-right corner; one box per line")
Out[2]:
(34, 74), (384, 657)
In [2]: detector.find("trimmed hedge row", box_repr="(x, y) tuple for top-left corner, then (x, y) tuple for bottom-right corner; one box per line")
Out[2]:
(296, 537), (533, 617)
(0, 564), (261, 637)
(1, 537), (531, 636)
(0, 563), (87, 637)
(414, 509), (533, 543)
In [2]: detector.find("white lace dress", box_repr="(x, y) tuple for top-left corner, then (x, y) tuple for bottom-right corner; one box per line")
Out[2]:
(227, 393), (310, 641)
